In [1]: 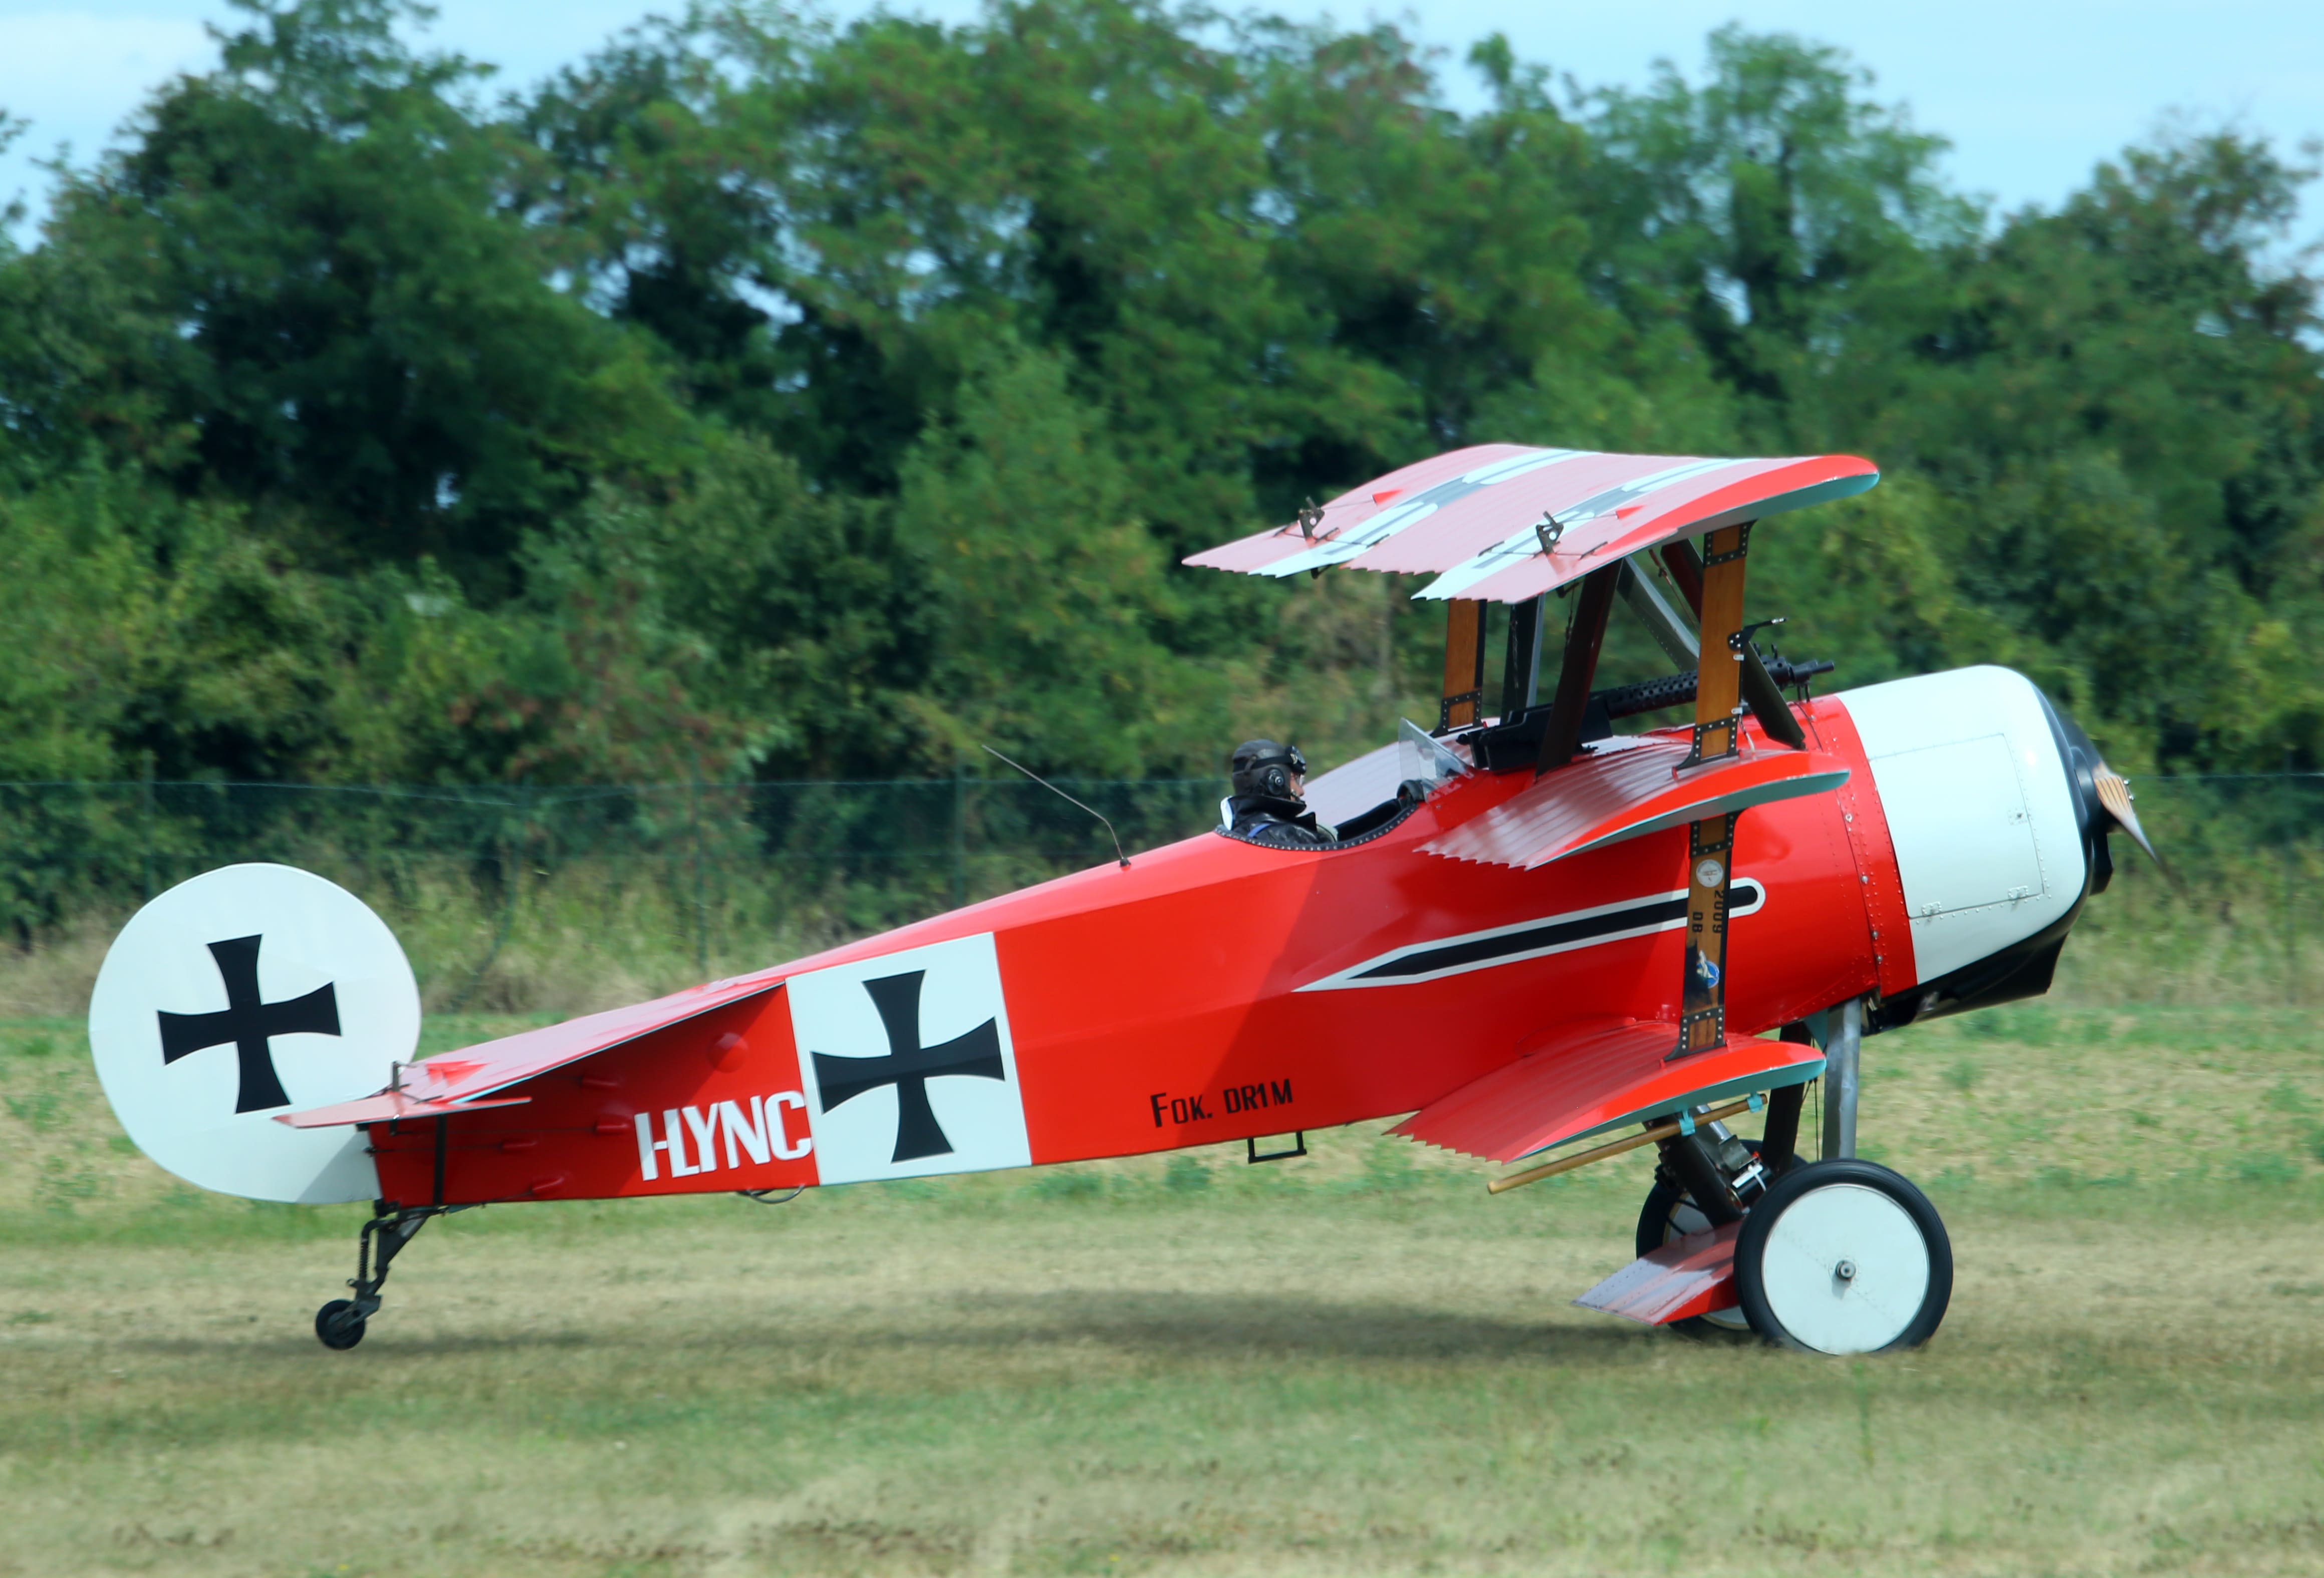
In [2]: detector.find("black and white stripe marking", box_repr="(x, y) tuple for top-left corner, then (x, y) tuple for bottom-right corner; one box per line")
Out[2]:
(1297, 880), (1765, 991)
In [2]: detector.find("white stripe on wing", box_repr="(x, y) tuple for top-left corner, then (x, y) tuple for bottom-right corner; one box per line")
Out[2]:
(1413, 456), (1746, 600)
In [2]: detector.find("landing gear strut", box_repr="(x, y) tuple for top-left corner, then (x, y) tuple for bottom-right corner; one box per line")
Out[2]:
(1722, 999), (1956, 1349)
(1638, 1090), (1805, 1335)
(1624, 998), (1954, 1351)
(1818, 996), (1864, 1160)
(314, 1203), (450, 1350)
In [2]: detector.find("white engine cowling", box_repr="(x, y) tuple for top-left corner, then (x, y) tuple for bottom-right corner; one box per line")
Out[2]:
(1838, 666), (2089, 992)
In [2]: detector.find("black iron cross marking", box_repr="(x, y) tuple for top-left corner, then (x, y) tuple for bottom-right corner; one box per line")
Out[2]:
(156, 935), (342, 1114)
(811, 970), (1004, 1163)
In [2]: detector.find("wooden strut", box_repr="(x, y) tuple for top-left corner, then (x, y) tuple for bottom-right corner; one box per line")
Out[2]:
(1485, 1097), (1756, 1195)
(1501, 595), (1545, 717)
(1676, 810), (1740, 1058)
(1437, 600), (1488, 733)
(1658, 538), (1806, 750)
(1535, 564), (1623, 773)
(1682, 523), (1751, 768)
(1674, 522), (1752, 1061)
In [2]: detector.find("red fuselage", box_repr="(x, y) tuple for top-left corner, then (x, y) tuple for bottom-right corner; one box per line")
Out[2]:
(370, 698), (1919, 1207)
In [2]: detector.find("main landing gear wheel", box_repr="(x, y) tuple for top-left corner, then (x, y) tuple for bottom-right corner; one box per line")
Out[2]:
(1734, 1159), (1952, 1354)
(1636, 1137), (1799, 1335)
(314, 1298), (367, 1350)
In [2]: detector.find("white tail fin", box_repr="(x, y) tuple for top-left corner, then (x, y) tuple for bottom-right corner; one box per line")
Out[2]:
(88, 864), (420, 1203)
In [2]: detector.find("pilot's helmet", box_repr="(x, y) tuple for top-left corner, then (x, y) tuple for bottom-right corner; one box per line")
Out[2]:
(1231, 740), (1308, 801)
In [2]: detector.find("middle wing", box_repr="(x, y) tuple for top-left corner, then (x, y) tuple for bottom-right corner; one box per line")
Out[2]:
(1419, 737), (1850, 871)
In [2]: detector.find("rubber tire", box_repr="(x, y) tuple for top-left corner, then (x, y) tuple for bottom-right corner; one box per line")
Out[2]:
(1735, 1158), (1952, 1354)
(315, 1299), (367, 1351)
(1635, 1139), (1800, 1336)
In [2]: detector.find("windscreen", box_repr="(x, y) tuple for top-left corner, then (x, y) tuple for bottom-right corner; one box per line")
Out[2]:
(1398, 718), (1472, 794)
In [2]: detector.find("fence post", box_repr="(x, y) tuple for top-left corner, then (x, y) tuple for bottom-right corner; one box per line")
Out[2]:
(140, 750), (156, 901)
(691, 765), (708, 978)
(2289, 756), (2300, 1008)
(951, 764), (967, 911)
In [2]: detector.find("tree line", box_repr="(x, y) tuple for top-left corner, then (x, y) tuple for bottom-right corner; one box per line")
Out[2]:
(1, 0), (2317, 790)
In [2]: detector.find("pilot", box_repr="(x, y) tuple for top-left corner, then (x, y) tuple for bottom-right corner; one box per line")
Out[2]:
(1226, 740), (1337, 847)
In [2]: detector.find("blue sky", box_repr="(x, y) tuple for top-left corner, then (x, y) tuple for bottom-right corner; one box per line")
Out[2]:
(4, 0), (2320, 240)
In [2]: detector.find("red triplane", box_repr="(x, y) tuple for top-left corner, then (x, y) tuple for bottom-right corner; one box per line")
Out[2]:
(88, 444), (2156, 1354)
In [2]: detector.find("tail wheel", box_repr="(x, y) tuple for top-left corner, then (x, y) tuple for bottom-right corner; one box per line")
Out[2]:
(1734, 1159), (1952, 1354)
(315, 1298), (367, 1351)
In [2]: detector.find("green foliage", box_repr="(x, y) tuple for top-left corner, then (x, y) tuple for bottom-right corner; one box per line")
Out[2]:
(0, 0), (2318, 801)
(1578, 25), (1979, 427)
(16, 0), (689, 579)
(900, 347), (1225, 773)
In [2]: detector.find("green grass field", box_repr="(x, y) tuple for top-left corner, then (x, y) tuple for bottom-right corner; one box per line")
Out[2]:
(5, 1001), (2324, 1576)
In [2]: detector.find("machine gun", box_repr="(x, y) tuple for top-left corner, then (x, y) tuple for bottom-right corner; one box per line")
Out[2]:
(1463, 656), (1836, 772)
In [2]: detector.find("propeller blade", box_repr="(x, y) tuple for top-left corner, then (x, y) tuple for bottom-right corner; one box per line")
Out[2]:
(2092, 765), (2163, 867)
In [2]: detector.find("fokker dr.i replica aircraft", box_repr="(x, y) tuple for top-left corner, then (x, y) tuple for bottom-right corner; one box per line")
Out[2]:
(89, 444), (2157, 1355)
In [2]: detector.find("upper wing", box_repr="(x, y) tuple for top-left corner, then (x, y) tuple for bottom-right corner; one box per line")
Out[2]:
(276, 969), (786, 1129)
(1185, 446), (1877, 603)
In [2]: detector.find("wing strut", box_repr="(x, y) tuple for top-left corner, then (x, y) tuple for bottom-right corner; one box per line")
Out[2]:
(1534, 565), (1622, 772)
(1618, 560), (1699, 669)
(1500, 595), (1547, 715)
(1437, 600), (1488, 732)
(1672, 523), (1754, 1060)
(1658, 541), (1807, 749)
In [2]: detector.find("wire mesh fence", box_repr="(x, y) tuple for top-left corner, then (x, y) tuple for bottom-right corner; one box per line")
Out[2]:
(0, 770), (2317, 1013)
(0, 776), (1232, 1011)
(2078, 772), (2324, 1009)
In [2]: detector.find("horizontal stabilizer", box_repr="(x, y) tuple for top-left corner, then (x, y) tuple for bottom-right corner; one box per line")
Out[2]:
(272, 970), (787, 1132)
(1420, 740), (1848, 870)
(274, 1090), (532, 1130)
(1184, 445), (1877, 604)
(1389, 1018), (1823, 1162)
(1574, 1224), (1741, 1326)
